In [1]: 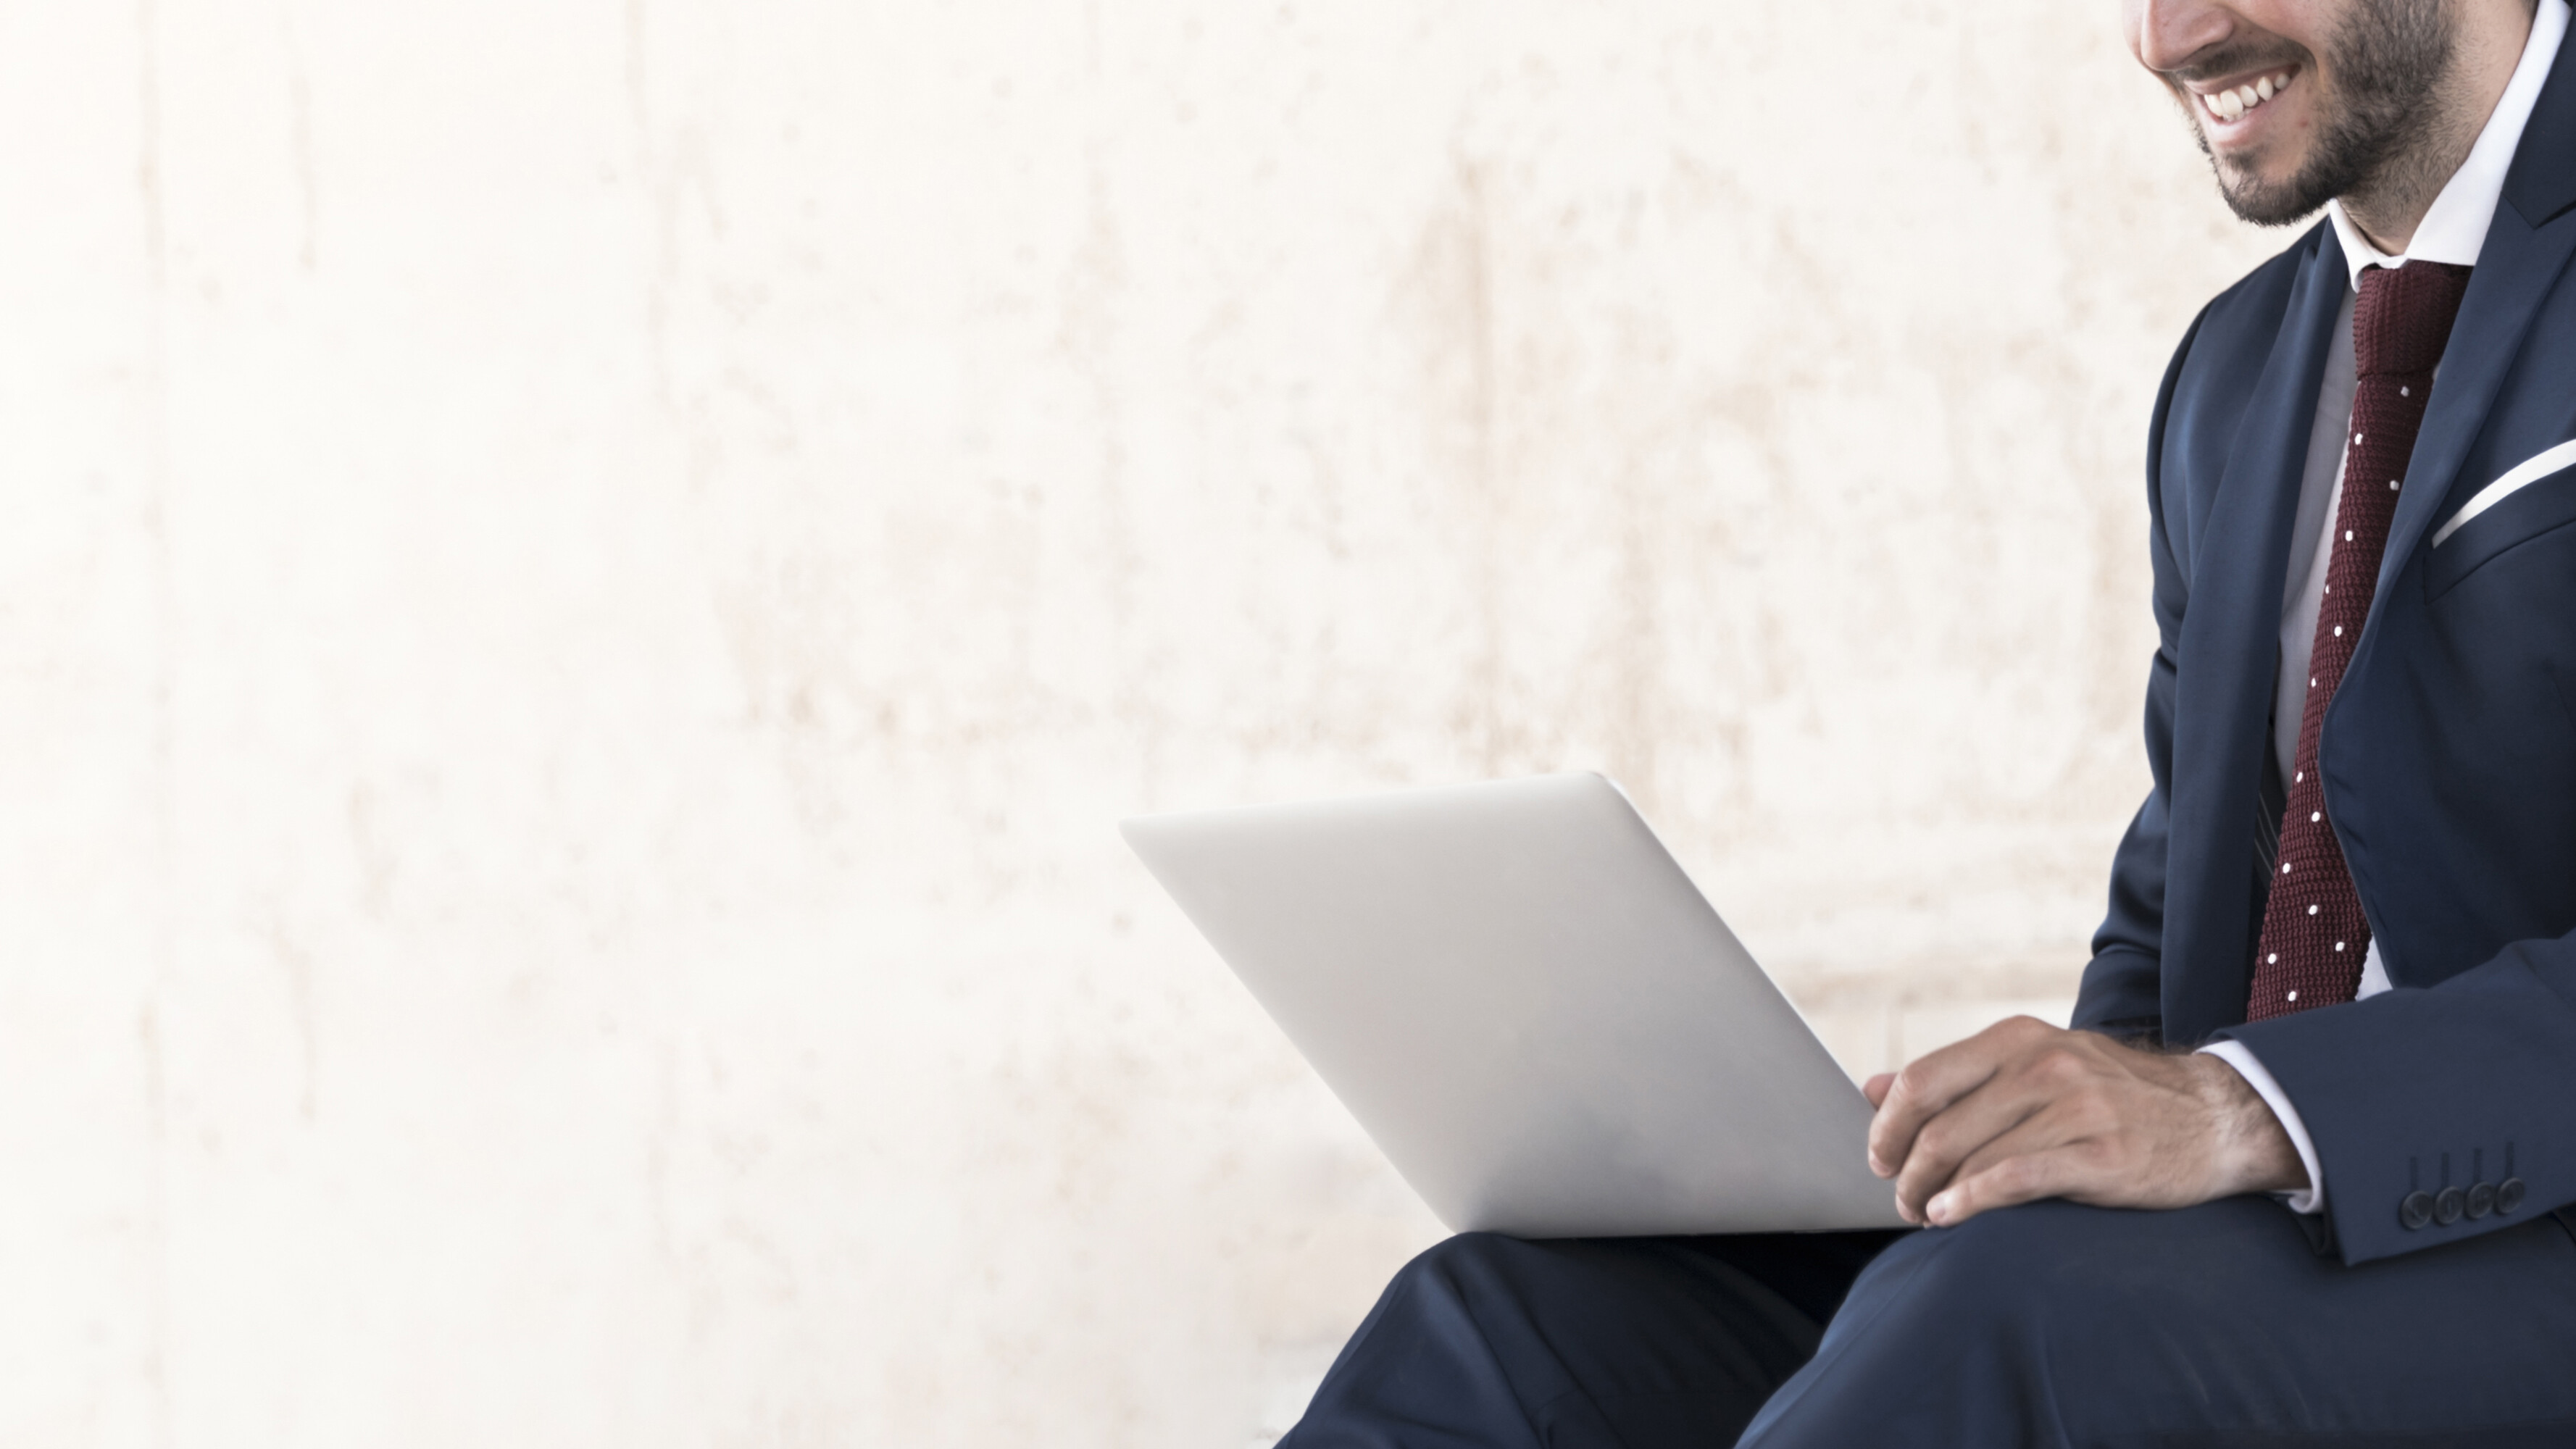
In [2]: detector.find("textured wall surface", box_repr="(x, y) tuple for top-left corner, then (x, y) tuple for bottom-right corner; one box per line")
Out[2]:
(3, 2), (2288, 1445)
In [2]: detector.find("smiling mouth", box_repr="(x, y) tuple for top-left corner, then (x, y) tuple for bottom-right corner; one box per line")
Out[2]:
(2198, 68), (2298, 122)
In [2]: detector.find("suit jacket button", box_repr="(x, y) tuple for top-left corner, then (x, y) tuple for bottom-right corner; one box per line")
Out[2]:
(2467, 1182), (2497, 1219)
(2435, 1187), (2467, 1225)
(2498, 1177), (2527, 1214)
(2401, 1191), (2435, 1229)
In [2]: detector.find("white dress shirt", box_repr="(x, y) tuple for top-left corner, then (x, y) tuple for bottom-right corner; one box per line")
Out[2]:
(2198, 0), (2569, 1216)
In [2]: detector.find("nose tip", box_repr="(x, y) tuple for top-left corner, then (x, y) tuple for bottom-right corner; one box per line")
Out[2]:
(2133, 0), (2235, 76)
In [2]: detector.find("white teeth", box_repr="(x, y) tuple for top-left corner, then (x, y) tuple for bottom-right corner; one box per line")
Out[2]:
(2206, 72), (2290, 122)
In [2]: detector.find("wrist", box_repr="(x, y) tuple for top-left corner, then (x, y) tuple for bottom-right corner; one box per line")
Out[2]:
(2196, 1053), (2307, 1196)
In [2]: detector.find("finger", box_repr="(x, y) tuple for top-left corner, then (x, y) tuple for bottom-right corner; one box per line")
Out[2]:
(1866, 1016), (2049, 1177)
(1925, 1140), (2109, 1227)
(1891, 1085), (2048, 1223)
(1921, 1101), (2109, 1224)
(1867, 1047), (1991, 1177)
(1891, 1027), (2115, 1217)
(1863, 1073), (1896, 1111)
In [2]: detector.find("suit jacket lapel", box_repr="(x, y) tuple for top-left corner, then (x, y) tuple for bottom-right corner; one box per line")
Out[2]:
(2374, 25), (2576, 596)
(2165, 227), (2348, 1045)
(2375, 212), (2576, 591)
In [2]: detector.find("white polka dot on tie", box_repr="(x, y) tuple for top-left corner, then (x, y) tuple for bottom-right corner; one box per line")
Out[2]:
(2346, 529), (2356, 541)
(2268, 953), (2279, 964)
(2283, 862), (2294, 874)
(2333, 625), (2343, 637)
(2390, 480), (2401, 490)
(2309, 903), (2320, 915)
(2335, 941), (2347, 952)
(2288, 990), (2299, 1001)
(2400, 386), (2409, 396)
(2311, 811), (2322, 822)
(2355, 433), (2364, 446)
(2296, 771), (2304, 782)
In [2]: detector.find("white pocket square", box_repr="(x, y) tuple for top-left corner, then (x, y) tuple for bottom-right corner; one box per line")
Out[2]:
(2432, 438), (2576, 548)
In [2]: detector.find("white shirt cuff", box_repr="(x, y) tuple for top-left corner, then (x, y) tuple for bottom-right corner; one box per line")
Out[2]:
(2198, 1040), (2325, 1215)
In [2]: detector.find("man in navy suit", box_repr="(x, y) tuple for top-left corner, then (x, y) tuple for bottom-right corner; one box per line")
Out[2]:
(1280, 0), (2576, 1442)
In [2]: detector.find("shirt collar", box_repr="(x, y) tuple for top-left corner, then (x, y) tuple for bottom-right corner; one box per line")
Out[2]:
(2327, 0), (2569, 285)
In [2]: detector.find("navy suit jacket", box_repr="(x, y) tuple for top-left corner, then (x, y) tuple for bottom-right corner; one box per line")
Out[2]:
(2073, 33), (2576, 1266)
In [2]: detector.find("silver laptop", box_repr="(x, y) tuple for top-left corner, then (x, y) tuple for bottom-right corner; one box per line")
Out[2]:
(1122, 773), (1906, 1237)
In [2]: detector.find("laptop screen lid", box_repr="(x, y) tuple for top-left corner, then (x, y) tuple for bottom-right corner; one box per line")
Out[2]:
(1122, 773), (1906, 1237)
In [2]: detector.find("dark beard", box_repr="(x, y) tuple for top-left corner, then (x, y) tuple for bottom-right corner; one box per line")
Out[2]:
(2183, 0), (2462, 226)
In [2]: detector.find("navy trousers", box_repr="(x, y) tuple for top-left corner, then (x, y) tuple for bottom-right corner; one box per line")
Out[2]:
(1279, 1198), (2576, 1447)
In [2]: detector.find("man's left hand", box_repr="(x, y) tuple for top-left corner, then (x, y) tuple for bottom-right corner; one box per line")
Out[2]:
(1863, 1016), (2308, 1227)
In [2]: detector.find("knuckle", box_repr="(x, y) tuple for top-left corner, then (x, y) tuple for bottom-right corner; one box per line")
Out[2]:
(2032, 1048), (2099, 1096)
(1995, 1015), (2051, 1049)
(1888, 1066), (1933, 1110)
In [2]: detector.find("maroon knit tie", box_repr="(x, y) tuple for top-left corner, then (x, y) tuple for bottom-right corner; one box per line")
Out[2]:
(2245, 260), (2470, 1023)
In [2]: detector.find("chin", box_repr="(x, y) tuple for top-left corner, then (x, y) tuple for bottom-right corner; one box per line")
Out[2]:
(2211, 151), (2323, 226)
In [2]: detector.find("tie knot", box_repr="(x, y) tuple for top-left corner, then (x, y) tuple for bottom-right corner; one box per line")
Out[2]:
(2354, 261), (2472, 378)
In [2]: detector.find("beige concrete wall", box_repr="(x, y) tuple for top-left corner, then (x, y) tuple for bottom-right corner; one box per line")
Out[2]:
(3, 2), (2286, 1445)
